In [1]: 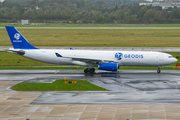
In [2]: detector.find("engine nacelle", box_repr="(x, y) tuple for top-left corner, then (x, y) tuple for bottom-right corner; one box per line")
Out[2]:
(98, 63), (118, 71)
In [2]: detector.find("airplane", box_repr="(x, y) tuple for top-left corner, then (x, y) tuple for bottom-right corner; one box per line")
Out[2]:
(5, 26), (177, 74)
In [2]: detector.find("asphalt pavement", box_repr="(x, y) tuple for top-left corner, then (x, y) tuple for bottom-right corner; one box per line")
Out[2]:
(1, 70), (180, 120)
(1, 46), (180, 52)
(1, 70), (180, 104)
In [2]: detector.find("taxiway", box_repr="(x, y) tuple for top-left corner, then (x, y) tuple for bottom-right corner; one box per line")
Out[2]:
(1, 70), (180, 120)
(1, 46), (180, 52)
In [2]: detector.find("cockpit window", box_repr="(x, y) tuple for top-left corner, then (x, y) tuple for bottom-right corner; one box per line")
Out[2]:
(168, 56), (173, 58)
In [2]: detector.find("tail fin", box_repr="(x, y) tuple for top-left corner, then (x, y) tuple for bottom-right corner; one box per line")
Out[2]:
(5, 26), (38, 49)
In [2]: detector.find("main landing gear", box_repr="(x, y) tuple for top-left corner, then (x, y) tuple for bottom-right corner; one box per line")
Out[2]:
(157, 66), (161, 73)
(84, 68), (95, 74)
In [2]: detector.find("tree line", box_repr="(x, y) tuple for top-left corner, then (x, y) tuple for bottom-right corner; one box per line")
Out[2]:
(0, 0), (180, 24)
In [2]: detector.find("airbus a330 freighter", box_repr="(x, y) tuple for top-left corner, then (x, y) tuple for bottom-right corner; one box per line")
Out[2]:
(6, 26), (177, 73)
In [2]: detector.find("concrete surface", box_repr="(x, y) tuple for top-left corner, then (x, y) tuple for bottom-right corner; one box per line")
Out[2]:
(1, 46), (180, 52)
(1, 70), (180, 119)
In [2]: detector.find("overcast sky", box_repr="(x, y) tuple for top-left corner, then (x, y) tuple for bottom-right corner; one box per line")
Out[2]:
(0, 0), (4, 2)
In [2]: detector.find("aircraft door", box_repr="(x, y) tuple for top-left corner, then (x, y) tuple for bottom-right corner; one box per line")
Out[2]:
(155, 55), (159, 64)
(159, 54), (163, 61)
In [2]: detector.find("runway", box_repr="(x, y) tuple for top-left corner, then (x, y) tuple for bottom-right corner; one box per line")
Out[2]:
(1, 70), (180, 119)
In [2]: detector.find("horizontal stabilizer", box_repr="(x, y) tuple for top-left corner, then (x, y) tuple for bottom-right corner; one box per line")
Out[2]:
(70, 48), (74, 50)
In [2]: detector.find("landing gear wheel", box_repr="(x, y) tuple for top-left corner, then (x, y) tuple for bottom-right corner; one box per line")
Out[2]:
(157, 70), (161, 73)
(84, 68), (89, 73)
(89, 68), (95, 73)
(157, 66), (161, 73)
(84, 68), (95, 74)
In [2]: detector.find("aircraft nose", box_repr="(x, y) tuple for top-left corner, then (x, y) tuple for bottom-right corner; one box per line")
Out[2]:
(171, 58), (178, 63)
(174, 58), (178, 63)
(168, 57), (177, 65)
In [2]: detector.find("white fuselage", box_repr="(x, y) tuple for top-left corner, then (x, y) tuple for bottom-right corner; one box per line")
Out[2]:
(9, 49), (177, 67)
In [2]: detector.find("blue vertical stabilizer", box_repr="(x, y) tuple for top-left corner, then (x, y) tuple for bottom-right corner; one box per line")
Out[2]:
(5, 26), (38, 49)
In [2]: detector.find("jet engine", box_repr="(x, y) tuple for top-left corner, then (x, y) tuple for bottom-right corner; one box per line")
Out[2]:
(98, 63), (119, 71)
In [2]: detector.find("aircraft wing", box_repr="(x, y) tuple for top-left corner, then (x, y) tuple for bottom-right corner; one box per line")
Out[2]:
(67, 57), (117, 64)
(55, 52), (118, 64)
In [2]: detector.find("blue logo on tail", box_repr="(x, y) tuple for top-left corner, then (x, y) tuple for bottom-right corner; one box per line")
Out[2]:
(14, 33), (21, 40)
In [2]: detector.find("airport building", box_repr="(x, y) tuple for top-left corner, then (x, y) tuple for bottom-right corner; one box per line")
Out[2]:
(140, 2), (180, 9)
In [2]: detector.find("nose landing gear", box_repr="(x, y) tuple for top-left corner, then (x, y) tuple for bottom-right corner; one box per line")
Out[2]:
(84, 68), (95, 74)
(157, 66), (161, 73)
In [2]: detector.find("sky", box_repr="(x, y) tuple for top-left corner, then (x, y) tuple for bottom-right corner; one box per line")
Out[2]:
(0, 0), (4, 2)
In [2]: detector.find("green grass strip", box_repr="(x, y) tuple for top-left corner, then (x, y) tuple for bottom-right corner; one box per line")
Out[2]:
(1, 23), (180, 27)
(11, 80), (108, 91)
(0, 66), (83, 70)
(1, 29), (180, 47)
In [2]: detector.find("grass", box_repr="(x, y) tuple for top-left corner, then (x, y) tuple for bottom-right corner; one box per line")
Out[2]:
(1, 29), (180, 47)
(0, 66), (85, 69)
(0, 51), (54, 66)
(1, 23), (180, 27)
(11, 80), (108, 91)
(120, 66), (177, 70)
(0, 51), (179, 70)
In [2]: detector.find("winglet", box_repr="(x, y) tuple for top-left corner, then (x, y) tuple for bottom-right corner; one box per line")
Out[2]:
(5, 26), (38, 49)
(70, 48), (74, 50)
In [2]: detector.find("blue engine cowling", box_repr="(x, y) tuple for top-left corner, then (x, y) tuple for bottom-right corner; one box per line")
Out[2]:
(98, 63), (119, 71)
